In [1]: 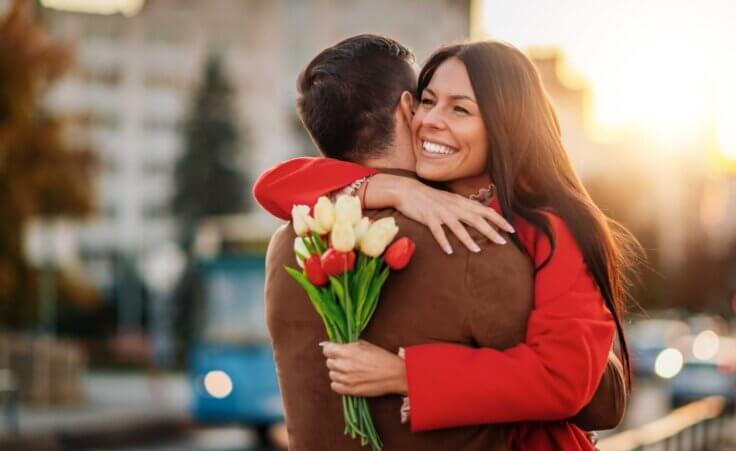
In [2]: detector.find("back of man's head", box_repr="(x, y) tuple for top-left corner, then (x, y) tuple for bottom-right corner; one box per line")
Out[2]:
(297, 34), (416, 163)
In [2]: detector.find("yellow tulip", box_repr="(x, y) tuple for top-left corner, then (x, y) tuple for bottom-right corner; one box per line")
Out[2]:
(314, 196), (336, 233)
(291, 205), (311, 236)
(331, 220), (356, 252)
(335, 195), (362, 225)
(359, 217), (399, 257)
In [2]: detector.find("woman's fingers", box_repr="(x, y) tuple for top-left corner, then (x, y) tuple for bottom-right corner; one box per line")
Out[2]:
(330, 381), (353, 395)
(329, 370), (350, 384)
(462, 214), (507, 245)
(444, 217), (480, 253)
(481, 207), (515, 234)
(426, 219), (453, 255)
(325, 358), (345, 372)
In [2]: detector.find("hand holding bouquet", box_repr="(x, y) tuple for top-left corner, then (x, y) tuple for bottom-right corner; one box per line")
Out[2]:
(285, 195), (416, 451)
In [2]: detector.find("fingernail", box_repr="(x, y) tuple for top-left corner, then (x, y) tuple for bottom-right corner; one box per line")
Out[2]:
(506, 225), (516, 233)
(497, 237), (507, 245)
(319, 341), (329, 347)
(471, 244), (481, 253)
(445, 246), (453, 255)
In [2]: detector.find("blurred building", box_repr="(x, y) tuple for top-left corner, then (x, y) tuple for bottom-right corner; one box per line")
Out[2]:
(39, 0), (472, 287)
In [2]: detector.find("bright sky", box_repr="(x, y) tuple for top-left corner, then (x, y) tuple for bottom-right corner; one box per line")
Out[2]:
(483, 0), (736, 158)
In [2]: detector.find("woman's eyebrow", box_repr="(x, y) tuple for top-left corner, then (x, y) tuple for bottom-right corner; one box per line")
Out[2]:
(449, 94), (477, 104)
(425, 88), (476, 103)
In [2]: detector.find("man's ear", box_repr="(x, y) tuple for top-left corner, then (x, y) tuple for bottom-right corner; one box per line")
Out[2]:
(399, 91), (414, 125)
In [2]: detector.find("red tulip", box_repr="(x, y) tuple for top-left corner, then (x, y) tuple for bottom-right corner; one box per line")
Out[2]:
(384, 237), (416, 270)
(320, 248), (356, 277)
(304, 254), (328, 286)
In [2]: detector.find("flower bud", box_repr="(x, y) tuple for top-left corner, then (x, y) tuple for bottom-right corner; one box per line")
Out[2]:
(384, 237), (416, 270)
(314, 196), (336, 233)
(291, 205), (311, 236)
(320, 248), (356, 277)
(304, 214), (327, 235)
(294, 237), (310, 268)
(335, 195), (362, 225)
(304, 254), (328, 286)
(353, 217), (371, 245)
(331, 220), (356, 252)
(359, 217), (399, 257)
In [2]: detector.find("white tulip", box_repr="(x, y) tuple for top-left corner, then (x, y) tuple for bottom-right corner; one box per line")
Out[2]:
(335, 195), (362, 225)
(291, 205), (311, 236)
(353, 217), (371, 245)
(293, 237), (310, 268)
(304, 214), (327, 235)
(331, 220), (356, 252)
(314, 196), (336, 233)
(359, 217), (399, 257)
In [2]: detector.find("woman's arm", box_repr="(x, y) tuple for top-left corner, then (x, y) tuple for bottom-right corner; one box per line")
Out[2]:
(323, 340), (625, 431)
(403, 214), (616, 431)
(252, 157), (377, 220)
(252, 157), (513, 251)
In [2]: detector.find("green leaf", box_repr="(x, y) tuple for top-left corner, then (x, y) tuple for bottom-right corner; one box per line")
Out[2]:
(354, 258), (378, 326)
(359, 265), (390, 331)
(311, 232), (327, 254)
(300, 237), (317, 256)
(286, 266), (344, 341)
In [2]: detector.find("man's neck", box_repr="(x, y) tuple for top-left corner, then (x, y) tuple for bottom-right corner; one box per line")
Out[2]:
(357, 145), (415, 172)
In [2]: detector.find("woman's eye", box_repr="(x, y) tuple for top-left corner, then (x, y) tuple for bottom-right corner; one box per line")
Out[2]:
(420, 98), (435, 106)
(454, 106), (470, 115)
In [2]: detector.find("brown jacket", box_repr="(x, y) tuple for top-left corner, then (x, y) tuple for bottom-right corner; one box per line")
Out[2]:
(265, 208), (624, 451)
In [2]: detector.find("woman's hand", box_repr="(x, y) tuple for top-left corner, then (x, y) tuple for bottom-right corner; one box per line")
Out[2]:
(321, 340), (408, 397)
(364, 175), (514, 254)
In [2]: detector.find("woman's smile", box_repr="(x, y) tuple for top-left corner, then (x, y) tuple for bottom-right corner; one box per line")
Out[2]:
(420, 139), (459, 157)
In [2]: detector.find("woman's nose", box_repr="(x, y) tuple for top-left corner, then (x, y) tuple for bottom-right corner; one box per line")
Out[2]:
(421, 106), (446, 130)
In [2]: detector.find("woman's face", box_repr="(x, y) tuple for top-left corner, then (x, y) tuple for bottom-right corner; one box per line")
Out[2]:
(412, 57), (488, 184)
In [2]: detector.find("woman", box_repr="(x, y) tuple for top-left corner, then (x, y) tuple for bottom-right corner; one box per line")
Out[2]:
(255, 40), (640, 450)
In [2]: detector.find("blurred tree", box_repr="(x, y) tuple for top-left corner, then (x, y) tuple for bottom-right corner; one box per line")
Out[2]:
(172, 54), (248, 249)
(171, 54), (247, 364)
(0, 0), (97, 328)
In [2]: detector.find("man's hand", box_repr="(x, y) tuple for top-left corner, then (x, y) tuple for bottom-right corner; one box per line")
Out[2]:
(321, 340), (408, 397)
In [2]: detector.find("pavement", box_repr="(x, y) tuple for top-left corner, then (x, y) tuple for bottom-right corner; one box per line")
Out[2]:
(0, 371), (192, 450)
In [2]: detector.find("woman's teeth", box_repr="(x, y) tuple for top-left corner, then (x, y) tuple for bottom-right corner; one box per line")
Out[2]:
(422, 141), (455, 155)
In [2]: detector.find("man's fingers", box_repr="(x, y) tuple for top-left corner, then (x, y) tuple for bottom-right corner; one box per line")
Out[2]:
(427, 220), (453, 255)
(445, 218), (480, 253)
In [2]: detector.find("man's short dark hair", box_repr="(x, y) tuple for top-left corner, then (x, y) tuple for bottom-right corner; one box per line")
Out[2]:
(296, 34), (416, 162)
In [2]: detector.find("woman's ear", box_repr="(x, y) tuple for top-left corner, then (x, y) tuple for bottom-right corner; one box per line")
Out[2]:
(399, 91), (415, 124)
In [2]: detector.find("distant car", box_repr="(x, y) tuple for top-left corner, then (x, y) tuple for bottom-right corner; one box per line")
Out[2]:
(190, 254), (283, 443)
(629, 319), (689, 377)
(668, 336), (736, 408)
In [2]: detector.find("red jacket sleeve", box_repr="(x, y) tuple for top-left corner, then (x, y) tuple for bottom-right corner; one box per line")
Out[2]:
(252, 157), (377, 220)
(404, 214), (615, 431)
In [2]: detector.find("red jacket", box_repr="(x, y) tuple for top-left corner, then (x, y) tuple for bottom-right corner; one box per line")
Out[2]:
(253, 157), (616, 451)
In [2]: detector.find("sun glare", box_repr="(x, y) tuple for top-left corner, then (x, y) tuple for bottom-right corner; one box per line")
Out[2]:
(591, 32), (716, 145)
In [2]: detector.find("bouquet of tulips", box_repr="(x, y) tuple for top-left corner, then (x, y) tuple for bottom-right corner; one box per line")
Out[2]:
(285, 195), (416, 451)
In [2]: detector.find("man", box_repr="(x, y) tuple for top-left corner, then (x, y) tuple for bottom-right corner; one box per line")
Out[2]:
(261, 34), (624, 451)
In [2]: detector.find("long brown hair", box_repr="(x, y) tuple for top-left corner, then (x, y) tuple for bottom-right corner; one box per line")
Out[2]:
(418, 41), (642, 389)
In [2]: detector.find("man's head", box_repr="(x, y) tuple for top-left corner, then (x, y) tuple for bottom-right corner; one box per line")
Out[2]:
(297, 34), (417, 165)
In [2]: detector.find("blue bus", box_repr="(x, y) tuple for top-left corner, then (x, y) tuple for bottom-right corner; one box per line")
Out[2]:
(189, 253), (283, 436)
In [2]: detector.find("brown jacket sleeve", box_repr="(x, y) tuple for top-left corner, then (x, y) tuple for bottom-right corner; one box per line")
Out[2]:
(570, 350), (627, 430)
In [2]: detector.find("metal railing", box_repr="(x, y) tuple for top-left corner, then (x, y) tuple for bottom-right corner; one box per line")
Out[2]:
(599, 396), (734, 451)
